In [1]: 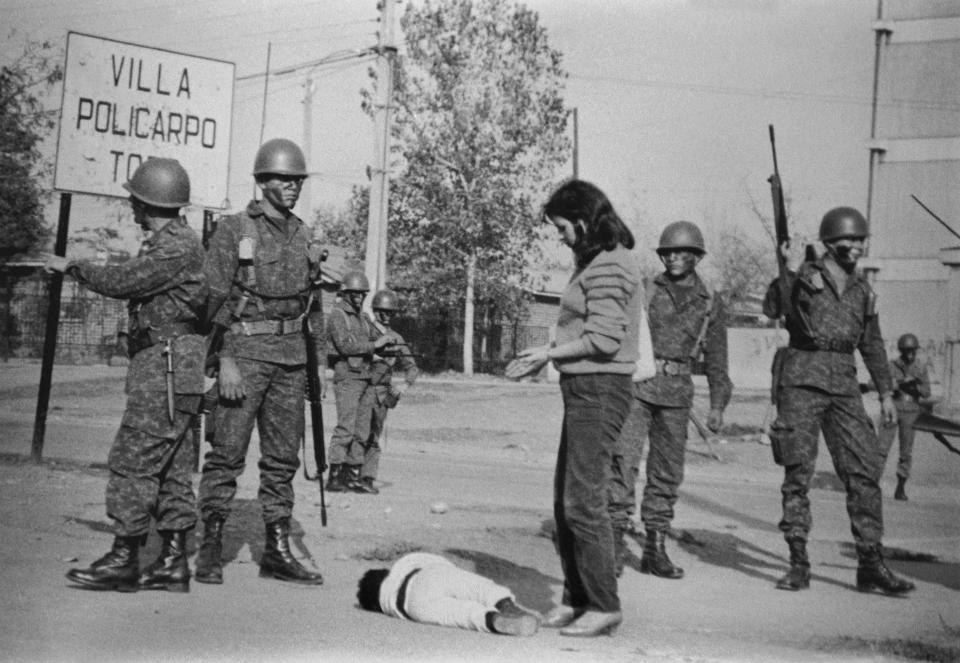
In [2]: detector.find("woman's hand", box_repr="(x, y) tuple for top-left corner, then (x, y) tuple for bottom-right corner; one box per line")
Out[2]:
(505, 345), (551, 381)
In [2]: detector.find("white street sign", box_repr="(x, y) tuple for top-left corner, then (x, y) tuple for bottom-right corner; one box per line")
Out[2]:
(54, 32), (235, 209)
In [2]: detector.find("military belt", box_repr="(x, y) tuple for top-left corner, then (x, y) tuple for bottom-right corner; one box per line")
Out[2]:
(128, 322), (198, 356)
(790, 338), (856, 354)
(231, 315), (305, 336)
(655, 358), (692, 376)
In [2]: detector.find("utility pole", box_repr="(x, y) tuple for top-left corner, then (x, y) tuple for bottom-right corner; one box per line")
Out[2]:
(255, 41), (272, 200)
(572, 107), (579, 179)
(302, 76), (315, 220)
(364, 0), (397, 294)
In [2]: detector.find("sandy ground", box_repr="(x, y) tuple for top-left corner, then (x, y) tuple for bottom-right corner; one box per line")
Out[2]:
(0, 362), (959, 663)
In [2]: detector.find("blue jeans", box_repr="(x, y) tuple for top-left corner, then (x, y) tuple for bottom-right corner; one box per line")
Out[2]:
(555, 372), (633, 613)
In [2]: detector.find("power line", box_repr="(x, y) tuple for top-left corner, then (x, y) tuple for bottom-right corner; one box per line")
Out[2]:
(571, 72), (960, 113)
(235, 48), (376, 82)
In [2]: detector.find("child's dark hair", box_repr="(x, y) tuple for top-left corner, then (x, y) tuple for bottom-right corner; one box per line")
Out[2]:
(357, 568), (390, 612)
(544, 179), (634, 266)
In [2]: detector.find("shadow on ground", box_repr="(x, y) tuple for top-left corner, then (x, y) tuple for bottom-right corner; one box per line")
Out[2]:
(446, 548), (561, 615)
(65, 498), (320, 575)
(839, 542), (960, 592)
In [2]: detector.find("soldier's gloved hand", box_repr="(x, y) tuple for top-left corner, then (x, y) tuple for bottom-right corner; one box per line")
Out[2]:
(43, 254), (70, 273)
(880, 394), (897, 426)
(390, 382), (408, 399)
(218, 357), (246, 401)
(373, 333), (396, 350)
(707, 408), (724, 433)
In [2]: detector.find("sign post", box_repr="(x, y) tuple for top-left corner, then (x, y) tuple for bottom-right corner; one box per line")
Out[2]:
(32, 32), (234, 461)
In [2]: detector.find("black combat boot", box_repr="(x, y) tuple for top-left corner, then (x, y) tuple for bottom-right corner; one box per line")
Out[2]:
(326, 464), (347, 492)
(139, 530), (190, 592)
(640, 529), (684, 579)
(775, 538), (810, 591)
(194, 517), (225, 585)
(856, 544), (915, 596)
(353, 476), (379, 495)
(613, 528), (627, 578)
(894, 476), (908, 501)
(259, 518), (324, 585)
(343, 465), (366, 492)
(66, 535), (140, 592)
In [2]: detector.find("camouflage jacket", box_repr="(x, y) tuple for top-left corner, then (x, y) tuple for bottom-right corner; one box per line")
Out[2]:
(204, 200), (325, 366)
(763, 259), (892, 397)
(890, 357), (931, 412)
(327, 299), (377, 381)
(369, 325), (419, 389)
(635, 271), (732, 409)
(68, 216), (205, 394)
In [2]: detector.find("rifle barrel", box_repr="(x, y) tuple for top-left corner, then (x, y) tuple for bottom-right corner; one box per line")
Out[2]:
(911, 194), (960, 242)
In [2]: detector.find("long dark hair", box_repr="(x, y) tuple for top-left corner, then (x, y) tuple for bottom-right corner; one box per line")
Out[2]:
(544, 179), (634, 267)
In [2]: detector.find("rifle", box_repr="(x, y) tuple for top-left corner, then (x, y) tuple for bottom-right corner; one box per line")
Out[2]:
(911, 194), (960, 243)
(768, 126), (817, 275)
(302, 249), (328, 526)
(688, 410), (721, 461)
(768, 125), (790, 280)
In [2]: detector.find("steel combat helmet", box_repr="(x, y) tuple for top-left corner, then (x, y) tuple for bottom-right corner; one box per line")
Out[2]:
(819, 207), (868, 242)
(371, 289), (400, 311)
(897, 333), (919, 351)
(657, 221), (705, 255)
(122, 158), (191, 209)
(253, 138), (308, 177)
(340, 270), (370, 293)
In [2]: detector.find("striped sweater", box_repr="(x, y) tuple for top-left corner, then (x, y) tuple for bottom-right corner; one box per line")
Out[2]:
(552, 245), (641, 375)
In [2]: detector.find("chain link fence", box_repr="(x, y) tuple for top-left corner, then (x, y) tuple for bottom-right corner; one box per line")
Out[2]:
(0, 268), (548, 374)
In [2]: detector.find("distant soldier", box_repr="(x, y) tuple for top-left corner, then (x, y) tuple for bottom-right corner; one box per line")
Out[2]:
(325, 272), (396, 493)
(610, 221), (732, 579)
(879, 333), (930, 501)
(195, 138), (327, 585)
(763, 207), (914, 595)
(49, 158), (205, 593)
(361, 289), (420, 494)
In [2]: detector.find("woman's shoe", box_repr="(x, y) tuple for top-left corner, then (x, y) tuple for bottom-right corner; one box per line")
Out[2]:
(542, 605), (583, 628)
(559, 610), (622, 637)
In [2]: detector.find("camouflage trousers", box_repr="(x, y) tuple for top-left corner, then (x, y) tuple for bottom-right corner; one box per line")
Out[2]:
(106, 391), (200, 537)
(357, 387), (391, 480)
(328, 377), (376, 467)
(879, 410), (919, 480)
(623, 397), (691, 533)
(770, 385), (884, 545)
(198, 358), (305, 524)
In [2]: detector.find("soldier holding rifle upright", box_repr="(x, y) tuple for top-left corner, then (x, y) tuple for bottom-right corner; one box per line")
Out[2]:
(763, 207), (914, 596)
(194, 138), (327, 586)
(49, 159), (206, 593)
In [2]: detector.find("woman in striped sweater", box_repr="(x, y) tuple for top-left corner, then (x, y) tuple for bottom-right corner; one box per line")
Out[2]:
(507, 180), (641, 637)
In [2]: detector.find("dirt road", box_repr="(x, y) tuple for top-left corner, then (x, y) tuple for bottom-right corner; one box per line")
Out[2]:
(1, 363), (958, 662)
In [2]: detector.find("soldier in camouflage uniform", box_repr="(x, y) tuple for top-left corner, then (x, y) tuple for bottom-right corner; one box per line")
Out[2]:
(879, 333), (930, 501)
(195, 138), (327, 586)
(763, 207), (914, 595)
(609, 221), (732, 579)
(360, 289), (420, 494)
(50, 159), (205, 593)
(325, 272), (397, 493)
